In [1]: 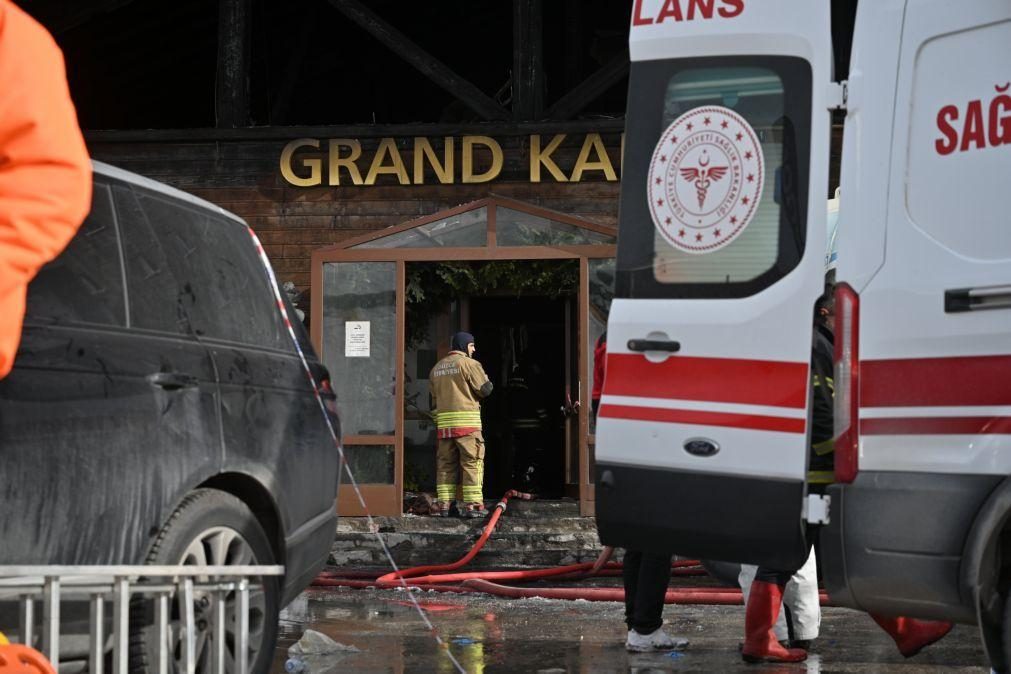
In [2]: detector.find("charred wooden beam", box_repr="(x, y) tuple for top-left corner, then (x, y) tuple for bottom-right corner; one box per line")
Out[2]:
(216, 0), (252, 128)
(562, 0), (583, 92)
(327, 0), (509, 122)
(544, 51), (629, 121)
(512, 0), (544, 120)
(269, 5), (316, 124)
(84, 118), (628, 143)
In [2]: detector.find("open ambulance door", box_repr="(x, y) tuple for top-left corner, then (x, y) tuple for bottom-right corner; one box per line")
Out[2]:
(596, 0), (833, 571)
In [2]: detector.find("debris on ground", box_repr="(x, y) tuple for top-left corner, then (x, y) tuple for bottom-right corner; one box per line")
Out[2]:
(288, 629), (360, 656)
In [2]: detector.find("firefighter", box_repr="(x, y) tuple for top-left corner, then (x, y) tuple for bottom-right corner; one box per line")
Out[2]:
(430, 331), (493, 518)
(741, 287), (953, 663)
(0, 0), (92, 380)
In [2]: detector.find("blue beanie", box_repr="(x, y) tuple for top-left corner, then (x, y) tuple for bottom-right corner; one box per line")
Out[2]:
(451, 331), (475, 352)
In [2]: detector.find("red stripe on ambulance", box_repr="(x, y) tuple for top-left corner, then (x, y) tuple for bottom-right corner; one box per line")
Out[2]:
(862, 416), (1011, 436)
(861, 354), (1011, 407)
(604, 352), (808, 409)
(599, 403), (805, 434)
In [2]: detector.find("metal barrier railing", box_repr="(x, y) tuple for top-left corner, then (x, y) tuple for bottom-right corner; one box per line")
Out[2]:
(0, 565), (284, 674)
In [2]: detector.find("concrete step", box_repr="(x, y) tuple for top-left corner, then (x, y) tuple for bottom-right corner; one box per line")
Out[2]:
(327, 546), (605, 569)
(336, 515), (599, 535)
(330, 501), (602, 569)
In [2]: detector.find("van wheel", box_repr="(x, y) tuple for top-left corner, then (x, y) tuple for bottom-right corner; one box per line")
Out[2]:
(129, 489), (280, 674)
(700, 559), (742, 587)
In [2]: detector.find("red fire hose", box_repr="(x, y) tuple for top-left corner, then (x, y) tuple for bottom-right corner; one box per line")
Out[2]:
(460, 580), (830, 605)
(313, 490), (827, 606)
(376, 489), (534, 583)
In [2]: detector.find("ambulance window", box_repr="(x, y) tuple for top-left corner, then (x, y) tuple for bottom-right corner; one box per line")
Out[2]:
(616, 56), (812, 299)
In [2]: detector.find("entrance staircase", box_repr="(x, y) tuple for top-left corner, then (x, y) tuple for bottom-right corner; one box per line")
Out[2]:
(329, 500), (602, 570)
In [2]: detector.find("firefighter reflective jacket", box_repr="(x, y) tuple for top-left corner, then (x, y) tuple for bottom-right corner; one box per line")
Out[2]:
(430, 351), (493, 438)
(0, 0), (92, 379)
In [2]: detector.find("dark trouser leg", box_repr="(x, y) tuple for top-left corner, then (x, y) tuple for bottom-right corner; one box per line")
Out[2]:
(622, 549), (641, 630)
(754, 567), (793, 586)
(623, 549), (672, 634)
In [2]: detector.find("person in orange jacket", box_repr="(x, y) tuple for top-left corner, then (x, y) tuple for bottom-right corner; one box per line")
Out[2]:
(0, 0), (91, 379)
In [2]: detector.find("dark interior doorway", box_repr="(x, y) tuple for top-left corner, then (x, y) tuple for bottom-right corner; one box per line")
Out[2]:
(471, 296), (572, 499)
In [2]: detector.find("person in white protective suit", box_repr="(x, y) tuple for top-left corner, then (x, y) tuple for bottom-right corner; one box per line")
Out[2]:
(739, 550), (820, 649)
(735, 193), (840, 652)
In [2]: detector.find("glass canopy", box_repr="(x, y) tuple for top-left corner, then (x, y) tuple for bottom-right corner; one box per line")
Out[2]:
(338, 197), (617, 250)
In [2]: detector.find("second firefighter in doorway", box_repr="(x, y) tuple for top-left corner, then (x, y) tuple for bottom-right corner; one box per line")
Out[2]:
(430, 331), (494, 518)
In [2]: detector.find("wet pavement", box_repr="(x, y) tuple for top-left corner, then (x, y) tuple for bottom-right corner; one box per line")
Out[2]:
(270, 586), (989, 673)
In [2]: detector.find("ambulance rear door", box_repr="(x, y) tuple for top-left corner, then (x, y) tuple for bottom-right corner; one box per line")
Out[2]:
(596, 0), (834, 570)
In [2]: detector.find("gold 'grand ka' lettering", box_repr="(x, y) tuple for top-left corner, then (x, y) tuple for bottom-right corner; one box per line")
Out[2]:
(279, 134), (623, 187)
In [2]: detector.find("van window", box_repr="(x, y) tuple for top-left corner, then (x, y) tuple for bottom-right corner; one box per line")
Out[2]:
(24, 184), (126, 326)
(615, 56), (812, 299)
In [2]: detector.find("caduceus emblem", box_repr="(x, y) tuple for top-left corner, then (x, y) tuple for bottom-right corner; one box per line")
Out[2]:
(679, 151), (729, 209)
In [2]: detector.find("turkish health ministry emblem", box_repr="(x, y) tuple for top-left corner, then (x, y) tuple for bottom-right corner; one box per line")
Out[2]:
(648, 105), (764, 254)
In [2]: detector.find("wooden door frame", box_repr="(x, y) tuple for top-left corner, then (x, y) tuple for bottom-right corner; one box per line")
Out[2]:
(311, 197), (615, 517)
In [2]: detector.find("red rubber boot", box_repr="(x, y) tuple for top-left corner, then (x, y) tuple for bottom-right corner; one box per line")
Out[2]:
(741, 581), (808, 663)
(870, 614), (953, 657)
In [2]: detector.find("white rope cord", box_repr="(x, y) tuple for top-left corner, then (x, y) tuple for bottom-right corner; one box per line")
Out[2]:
(247, 229), (467, 674)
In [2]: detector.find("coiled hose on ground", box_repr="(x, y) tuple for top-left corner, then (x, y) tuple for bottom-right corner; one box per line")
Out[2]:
(313, 490), (830, 605)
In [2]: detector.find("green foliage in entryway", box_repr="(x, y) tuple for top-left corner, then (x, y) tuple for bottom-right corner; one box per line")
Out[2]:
(406, 260), (577, 349)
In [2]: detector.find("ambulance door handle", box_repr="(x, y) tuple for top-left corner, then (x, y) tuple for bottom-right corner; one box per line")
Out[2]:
(945, 285), (1011, 313)
(627, 339), (681, 353)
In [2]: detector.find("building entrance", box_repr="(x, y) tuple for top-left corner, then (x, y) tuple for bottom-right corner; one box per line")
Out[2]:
(311, 197), (616, 517)
(471, 295), (574, 499)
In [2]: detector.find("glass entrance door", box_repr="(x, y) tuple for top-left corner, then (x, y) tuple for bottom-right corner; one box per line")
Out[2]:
(311, 197), (617, 517)
(320, 260), (403, 516)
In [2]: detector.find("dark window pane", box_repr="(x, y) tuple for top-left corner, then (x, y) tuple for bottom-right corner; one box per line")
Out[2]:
(114, 185), (195, 334)
(117, 186), (290, 349)
(25, 184), (125, 326)
(343, 445), (395, 484)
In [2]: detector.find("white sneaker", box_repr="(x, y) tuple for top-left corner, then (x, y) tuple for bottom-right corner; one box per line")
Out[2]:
(625, 627), (689, 652)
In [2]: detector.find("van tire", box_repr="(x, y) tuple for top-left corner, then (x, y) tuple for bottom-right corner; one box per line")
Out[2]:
(129, 489), (280, 674)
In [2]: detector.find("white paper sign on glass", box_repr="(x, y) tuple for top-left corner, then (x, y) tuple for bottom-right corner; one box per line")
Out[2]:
(345, 321), (371, 357)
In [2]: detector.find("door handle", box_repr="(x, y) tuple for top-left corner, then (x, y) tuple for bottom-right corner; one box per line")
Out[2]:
(945, 284), (1011, 313)
(627, 339), (681, 353)
(147, 371), (199, 391)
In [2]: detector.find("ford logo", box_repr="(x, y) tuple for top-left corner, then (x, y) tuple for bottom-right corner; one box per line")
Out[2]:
(684, 438), (720, 457)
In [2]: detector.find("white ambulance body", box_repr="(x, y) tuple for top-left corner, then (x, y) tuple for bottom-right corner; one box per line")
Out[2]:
(597, 0), (1011, 668)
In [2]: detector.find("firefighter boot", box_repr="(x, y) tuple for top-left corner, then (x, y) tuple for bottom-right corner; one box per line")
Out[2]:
(461, 502), (488, 519)
(431, 501), (450, 517)
(741, 581), (808, 663)
(870, 614), (953, 657)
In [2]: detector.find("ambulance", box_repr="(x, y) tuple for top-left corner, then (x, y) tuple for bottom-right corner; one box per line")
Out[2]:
(595, 0), (1011, 668)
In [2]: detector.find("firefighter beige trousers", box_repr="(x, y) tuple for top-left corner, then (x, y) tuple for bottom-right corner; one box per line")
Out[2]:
(739, 547), (820, 642)
(436, 431), (485, 504)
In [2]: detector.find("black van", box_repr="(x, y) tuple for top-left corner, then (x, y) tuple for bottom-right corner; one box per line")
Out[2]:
(0, 162), (340, 673)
